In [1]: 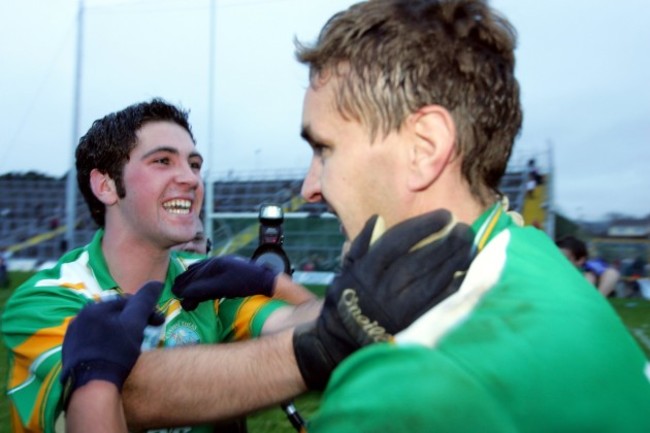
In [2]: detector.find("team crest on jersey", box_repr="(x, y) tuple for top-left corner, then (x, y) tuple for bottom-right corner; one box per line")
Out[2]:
(165, 321), (200, 347)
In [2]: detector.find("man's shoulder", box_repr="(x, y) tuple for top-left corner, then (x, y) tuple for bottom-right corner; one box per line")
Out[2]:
(2, 247), (97, 321)
(471, 225), (606, 312)
(477, 225), (553, 273)
(11, 249), (84, 291)
(315, 344), (511, 432)
(494, 224), (574, 275)
(478, 226), (632, 333)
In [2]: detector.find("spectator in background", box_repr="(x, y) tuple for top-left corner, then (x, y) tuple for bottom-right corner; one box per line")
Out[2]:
(172, 217), (211, 256)
(556, 235), (621, 297)
(300, 259), (315, 271)
(527, 158), (544, 186)
(525, 158), (543, 199)
(624, 256), (648, 280)
(49, 216), (60, 230)
(525, 172), (537, 198)
(620, 256), (650, 298)
(0, 248), (10, 288)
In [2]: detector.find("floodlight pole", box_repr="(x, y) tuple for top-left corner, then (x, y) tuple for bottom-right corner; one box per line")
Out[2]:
(204, 0), (216, 250)
(545, 139), (555, 239)
(65, 0), (84, 250)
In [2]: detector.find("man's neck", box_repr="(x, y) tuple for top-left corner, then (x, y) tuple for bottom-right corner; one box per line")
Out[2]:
(399, 180), (491, 228)
(101, 226), (171, 295)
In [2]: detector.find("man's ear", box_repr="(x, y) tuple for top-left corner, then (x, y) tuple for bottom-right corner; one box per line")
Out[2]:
(89, 169), (118, 205)
(406, 105), (456, 191)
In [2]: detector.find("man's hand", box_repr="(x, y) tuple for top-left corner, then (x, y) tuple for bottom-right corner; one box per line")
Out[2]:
(61, 282), (164, 409)
(293, 210), (474, 389)
(172, 255), (278, 311)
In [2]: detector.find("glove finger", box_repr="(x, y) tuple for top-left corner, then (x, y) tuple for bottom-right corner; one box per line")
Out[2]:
(70, 298), (127, 336)
(172, 259), (210, 296)
(180, 298), (200, 311)
(367, 209), (455, 270)
(121, 281), (163, 330)
(344, 215), (379, 265)
(84, 297), (128, 318)
(172, 256), (234, 297)
(395, 222), (473, 275)
(377, 225), (475, 328)
(148, 310), (166, 326)
(377, 223), (473, 292)
(175, 279), (221, 311)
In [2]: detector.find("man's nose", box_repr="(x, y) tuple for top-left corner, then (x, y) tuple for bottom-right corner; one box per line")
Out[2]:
(177, 163), (200, 188)
(301, 159), (322, 203)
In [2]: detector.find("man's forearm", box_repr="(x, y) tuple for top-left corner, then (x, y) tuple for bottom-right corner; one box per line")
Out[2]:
(122, 329), (306, 430)
(66, 381), (128, 433)
(273, 273), (318, 304)
(262, 298), (323, 335)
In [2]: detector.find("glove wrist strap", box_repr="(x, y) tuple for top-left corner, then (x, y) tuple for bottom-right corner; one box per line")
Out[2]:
(62, 360), (130, 410)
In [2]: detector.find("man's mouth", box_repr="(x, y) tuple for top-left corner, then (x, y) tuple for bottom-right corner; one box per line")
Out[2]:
(339, 222), (348, 240)
(162, 199), (192, 215)
(324, 204), (347, 239)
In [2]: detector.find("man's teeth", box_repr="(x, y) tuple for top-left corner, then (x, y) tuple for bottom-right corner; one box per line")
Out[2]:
(163, 199), (191, 214)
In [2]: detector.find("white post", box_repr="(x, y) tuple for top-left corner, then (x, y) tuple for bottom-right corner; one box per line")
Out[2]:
(545, 139), (555, 239)
(65, 0), (84, 250)
(204, 0), (217, 252)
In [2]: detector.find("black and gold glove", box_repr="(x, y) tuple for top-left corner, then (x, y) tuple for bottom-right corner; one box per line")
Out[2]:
(293, 209), (474, 390)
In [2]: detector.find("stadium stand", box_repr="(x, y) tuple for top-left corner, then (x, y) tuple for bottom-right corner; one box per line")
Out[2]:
(0, 173), (97, 265)
(499, 171), (528, 213)
(0, 166), (538, 270)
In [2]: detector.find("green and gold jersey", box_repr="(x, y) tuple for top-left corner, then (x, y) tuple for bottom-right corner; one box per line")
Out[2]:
(1, 230), (285, 433)
(309, 203), (650, 433)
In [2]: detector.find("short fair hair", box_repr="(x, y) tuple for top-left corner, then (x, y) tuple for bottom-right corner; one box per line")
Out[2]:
(296, 0), (522, 202)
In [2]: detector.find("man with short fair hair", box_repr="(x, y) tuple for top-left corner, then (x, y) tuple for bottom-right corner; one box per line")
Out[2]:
(295, 0), (650, 430)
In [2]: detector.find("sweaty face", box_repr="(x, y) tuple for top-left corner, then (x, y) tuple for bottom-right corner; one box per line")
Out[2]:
(300, 75), (404, 242)
(114, 121), (204, 249)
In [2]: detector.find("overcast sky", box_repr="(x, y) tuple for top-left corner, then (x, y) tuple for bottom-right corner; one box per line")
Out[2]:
(1, 0), (648, 221)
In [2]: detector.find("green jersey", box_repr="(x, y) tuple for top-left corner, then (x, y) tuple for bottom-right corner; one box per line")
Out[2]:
(1, 230), (285, 433)
(310, 204), (650, 432)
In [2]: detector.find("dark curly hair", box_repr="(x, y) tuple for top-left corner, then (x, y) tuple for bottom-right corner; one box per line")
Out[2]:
(556, 235), (588, 262)
(75, 98), (195, 227)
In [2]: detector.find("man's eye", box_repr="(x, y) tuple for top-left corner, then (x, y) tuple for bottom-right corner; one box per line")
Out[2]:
(313, 144), (326, 156)
(191, 161), (203, 170)
(154, 158), (170, 165)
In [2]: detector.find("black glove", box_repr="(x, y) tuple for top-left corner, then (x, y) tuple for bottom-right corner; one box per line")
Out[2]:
(293, 210), (474, 389)
(60, 281), (164, 409)
(172, 255), (277, 311)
